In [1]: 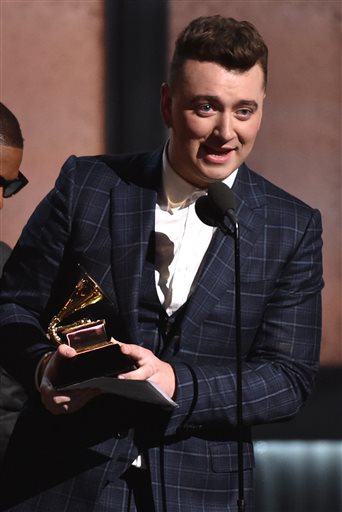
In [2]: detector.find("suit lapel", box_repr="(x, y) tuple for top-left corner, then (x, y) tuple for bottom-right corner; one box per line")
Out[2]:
(180, 164), (266, 340)
(110, 151), (162, 341)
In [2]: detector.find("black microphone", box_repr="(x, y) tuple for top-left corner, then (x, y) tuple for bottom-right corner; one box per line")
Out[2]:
(207, 181), (237, 226)
(195, 195), (221, 227)
(195, 182), (245, 512)
(195, 182), (237, 236)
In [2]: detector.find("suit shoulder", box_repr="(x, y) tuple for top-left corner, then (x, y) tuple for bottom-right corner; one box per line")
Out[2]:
(243, 165), (320, 214)
(60, 150), (162, 185)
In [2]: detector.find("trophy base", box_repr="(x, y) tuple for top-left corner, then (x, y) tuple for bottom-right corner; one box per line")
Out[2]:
(53, 343), (136, 389)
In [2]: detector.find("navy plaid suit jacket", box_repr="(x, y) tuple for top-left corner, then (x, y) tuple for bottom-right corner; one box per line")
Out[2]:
(0, 149), (323, 511)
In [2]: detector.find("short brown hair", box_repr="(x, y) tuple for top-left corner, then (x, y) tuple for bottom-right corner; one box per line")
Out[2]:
(169, 15), (268, 89)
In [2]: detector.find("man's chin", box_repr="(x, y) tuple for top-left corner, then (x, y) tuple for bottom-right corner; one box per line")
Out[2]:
(198, 161), (238, 182)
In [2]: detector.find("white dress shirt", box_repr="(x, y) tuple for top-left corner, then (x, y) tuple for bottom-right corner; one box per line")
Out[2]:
(155, 146), (237, 316)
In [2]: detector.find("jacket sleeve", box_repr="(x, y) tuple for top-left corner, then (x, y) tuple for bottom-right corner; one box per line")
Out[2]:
(0, 156), (78, 392)
(166, 207), (323, 435)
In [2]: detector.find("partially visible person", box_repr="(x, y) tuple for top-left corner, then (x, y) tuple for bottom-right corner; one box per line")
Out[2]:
(0, 102), (28, 466)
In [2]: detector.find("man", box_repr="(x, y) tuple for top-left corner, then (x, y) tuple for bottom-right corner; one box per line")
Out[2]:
(0, 103), (28, 270)
(0, 103), (28, 468)
(0, 16), (323, 512)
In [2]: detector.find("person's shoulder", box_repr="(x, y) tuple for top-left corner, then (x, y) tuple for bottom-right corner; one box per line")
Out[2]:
(66, 149), (162, 170)
(61, 149), (163, 183)
(240, 164), (319, 214)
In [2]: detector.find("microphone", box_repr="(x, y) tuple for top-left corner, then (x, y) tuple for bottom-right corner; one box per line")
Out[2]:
(195, 182), (237, 236)
(195, 195), (221, 227)
(207, 181), (237, 226)
(195, 182), (245, 512)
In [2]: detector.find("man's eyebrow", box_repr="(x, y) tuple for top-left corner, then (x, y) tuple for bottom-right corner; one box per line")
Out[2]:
(190, 96), (259, 109)
(235, 100), (258, 109)
(191, 95), (219, 102)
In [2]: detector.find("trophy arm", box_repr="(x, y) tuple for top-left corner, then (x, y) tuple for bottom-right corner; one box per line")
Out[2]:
(48, 317), (96, 345)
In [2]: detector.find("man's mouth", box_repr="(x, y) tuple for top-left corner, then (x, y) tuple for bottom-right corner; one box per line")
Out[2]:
(200, 145), (236, 163)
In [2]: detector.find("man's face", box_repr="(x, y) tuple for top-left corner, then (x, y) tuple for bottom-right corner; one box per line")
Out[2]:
(161, 60), (265, 188)
(0, 145), (23, 209)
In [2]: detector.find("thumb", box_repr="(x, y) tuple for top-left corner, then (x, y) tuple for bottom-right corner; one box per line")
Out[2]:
(56, 343), (77, 359)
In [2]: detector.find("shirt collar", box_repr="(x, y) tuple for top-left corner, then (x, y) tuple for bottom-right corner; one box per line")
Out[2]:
(159, 143), (238, 212)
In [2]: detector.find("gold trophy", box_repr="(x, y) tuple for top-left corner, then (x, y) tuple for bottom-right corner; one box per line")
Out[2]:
(48, 267), (135, 388)
(48, 269), (113, 352)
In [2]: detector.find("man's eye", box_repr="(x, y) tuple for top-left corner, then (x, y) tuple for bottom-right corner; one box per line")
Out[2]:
(196, 104), (215, 115)
(236, 108), (253, 120)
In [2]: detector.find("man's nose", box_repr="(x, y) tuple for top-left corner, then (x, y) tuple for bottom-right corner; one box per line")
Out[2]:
(214, 113), (235, 141)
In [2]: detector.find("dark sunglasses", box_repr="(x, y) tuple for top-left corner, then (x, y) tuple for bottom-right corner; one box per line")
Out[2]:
(0, 171), (29, 198)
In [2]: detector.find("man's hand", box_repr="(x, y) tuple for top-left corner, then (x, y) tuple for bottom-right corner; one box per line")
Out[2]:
(39, 344), (100, 415)
(118, 344), (176, 399)
(38, 343), (176, 414)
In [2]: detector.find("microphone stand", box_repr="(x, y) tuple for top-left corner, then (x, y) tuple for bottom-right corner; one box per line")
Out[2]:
(195, 191), (245, 511)
(216, 215), (244, 512)
(231, 218), (245, 512)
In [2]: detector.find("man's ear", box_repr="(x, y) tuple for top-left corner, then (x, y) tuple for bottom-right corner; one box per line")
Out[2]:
(160, 82), (172, 128)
